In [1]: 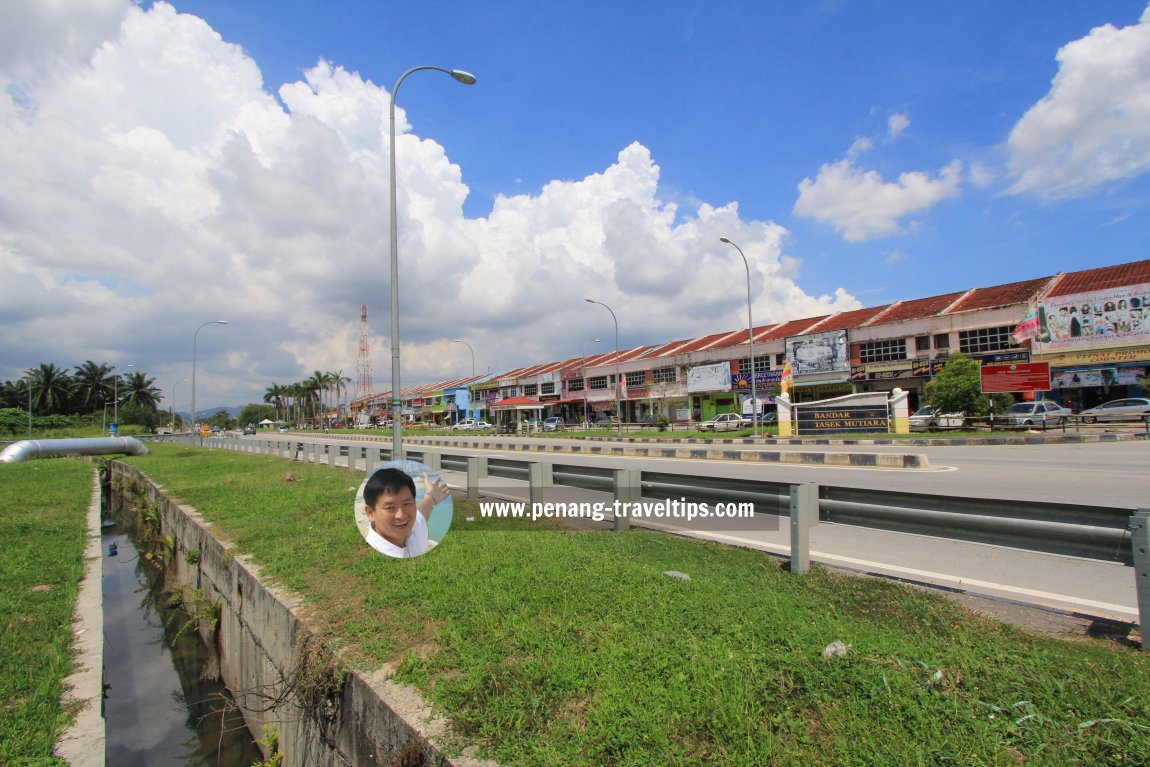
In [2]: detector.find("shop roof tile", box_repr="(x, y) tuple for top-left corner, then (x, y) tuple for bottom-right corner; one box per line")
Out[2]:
(1045, 260), (1150, 297)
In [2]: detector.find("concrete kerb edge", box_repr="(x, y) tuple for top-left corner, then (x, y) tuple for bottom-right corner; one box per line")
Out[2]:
(106, 461), (499, 767)
(54, 471), (105, 767)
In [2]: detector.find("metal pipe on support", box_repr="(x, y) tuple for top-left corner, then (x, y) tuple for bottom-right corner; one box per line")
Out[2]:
(0, 437), (150, 463)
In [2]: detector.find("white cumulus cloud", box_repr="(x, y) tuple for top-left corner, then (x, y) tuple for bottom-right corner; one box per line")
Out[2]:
(1007, 6), (1150, 199)
(793, 158), (963, 242)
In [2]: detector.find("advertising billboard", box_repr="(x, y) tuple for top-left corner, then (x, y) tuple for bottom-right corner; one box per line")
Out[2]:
(686, 363), (731, 393)
(786, 330), (849, 376)
(1038, 282), (1150, 349)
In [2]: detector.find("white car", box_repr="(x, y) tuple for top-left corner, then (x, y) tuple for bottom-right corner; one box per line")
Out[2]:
(700, 413), (751, 432)
(1078, 397), (1150, 423)
(909, 406), (966, 431)
(1000, 401), (1072, 427)
(451, 419), (492, 431)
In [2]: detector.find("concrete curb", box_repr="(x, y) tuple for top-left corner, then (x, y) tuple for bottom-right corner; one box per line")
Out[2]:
(109, 462), (497, 767)
(54, 471), (105, 766)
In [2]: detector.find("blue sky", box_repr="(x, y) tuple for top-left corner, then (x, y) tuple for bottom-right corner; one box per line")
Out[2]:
(2, 1), (1149, 408)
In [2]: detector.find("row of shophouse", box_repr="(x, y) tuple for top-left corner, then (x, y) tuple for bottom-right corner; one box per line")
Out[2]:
(350, 258), (1150, 426)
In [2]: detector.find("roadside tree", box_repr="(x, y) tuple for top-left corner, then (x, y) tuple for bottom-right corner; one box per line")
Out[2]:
(923, 354), (993, 418)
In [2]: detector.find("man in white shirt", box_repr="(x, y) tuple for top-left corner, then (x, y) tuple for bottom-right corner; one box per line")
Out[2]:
(363, 467), (450, 558)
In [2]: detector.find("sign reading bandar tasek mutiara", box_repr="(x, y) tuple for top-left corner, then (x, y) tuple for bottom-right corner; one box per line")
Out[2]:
(795, 406), (889, 434)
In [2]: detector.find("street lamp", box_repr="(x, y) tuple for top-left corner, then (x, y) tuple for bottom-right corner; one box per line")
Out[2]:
(389, 66), (476, 459)
(113, 363), (134, 435)
(452, 338), (476, 421)
(192, 320), (229, 441)
(582, 338), (600, 429)
(586, 299), (622, 436)
(720, 237), (759, 438)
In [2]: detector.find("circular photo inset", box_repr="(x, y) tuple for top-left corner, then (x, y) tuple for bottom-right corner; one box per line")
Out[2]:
(354, 460), (453, 559)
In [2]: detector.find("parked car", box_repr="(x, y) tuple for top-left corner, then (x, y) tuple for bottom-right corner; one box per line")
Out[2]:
(277, 425), (289, 433)
(243, 424), (256, 435)
(452, 418), (487, 430)
(542, 416), (565, 431)
(908, 406), (966, 431)
(1078, 397), (1150, 423)
(1000, 401), (1072, 427)
(700, 413), (751, 432)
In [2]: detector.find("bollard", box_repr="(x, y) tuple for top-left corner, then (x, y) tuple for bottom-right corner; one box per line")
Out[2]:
(467, 456), (488, 500)
(789, 483), (818, 574)
(1132, 509), (1149, 651)
(613, 468), (640, 532)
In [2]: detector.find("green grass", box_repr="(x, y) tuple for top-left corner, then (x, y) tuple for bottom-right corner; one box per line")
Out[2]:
(0, 459), (93, 766)
(122, 443), (1149, 766)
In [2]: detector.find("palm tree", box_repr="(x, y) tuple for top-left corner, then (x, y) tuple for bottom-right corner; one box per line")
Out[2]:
(27, 363), (75, 415)
(304, 371), (327, 424)
(73, 360), (115, 412)
(120, 370), (163, 411)
(329, 370), (351, 425)
(263, 383), (286, 423)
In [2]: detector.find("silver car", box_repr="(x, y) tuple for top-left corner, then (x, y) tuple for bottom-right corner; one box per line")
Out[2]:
(1001, 401), (1072, 427)
(700, 413), (751, 432)
(1078, 397), (1150, 423)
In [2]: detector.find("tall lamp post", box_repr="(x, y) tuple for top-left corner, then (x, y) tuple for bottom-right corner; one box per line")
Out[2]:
(720, 237), (758, 437)
(112, 364), (134, 435)
(586, 299), (622, 436)
(452, 338), (475, 420)
(192, 320), (229, 441)
(581, 338), (599, 428)
(389, 66), (476, 459)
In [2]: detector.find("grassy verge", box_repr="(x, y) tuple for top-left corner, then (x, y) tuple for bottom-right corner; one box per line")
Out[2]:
(124, 443), (1148, 766)
(0, 459), (93, 765)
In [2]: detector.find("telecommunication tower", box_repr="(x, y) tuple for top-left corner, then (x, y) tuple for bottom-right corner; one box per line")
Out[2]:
(356, 304), (373, 400)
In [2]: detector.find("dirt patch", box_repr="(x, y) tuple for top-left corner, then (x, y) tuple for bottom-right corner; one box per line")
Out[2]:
(944, 592), (1141, 646)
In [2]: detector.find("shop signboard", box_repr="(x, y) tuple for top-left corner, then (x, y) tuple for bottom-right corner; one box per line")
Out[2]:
(1052, 366), (1145, 389)
(731, 369), (783, 390)
(786, 330), (850, 376)
(980, 362), (1051, 393)
(1037, 282), (1150, 349)
(795, 405), (889, 435)
(686, 363), (731, 393)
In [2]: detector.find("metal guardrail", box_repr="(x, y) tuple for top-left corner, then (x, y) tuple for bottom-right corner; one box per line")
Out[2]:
(189, 434), (1136, 567)
(170, 434), (1147, 634)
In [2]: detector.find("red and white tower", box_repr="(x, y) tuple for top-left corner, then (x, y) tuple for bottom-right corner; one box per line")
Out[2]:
(356, 304), (373, 400)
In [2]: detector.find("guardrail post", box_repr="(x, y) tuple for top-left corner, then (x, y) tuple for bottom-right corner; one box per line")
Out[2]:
(613, 468), (640, 532)
(790, 483), (818, 574)
(424, 451), (441, 471)
(467, 456), (488, 500)
(1132, 509), (1149, 651)
(528, 462), (552, 507)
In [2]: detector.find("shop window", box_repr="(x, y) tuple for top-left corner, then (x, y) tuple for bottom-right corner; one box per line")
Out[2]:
(737, 356), (771, 374)
(775, 353), (787, 366)
(625, 371), (645, 387)
(568, 378), (585, 392)
(653, 366), (677, 383)
(523, 384), (538, 396)
(541, 382), (556, 395)
(859, 339), (907, 363)
(915, 335), (931, 352)
(958, 326), (1015, 354)
(589, 376), (608, 390)
(934, 333), (950, 349)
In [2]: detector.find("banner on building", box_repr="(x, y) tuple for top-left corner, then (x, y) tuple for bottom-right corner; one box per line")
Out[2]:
(686, 363), (732, 393)
(786, 330), (849, 376)
(1037, 282), (1150, 349)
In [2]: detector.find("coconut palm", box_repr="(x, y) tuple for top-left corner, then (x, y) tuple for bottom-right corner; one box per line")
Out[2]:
(73, 360), (115, 412)
(27, 363), (75, 415)
(329, 370), (351, 425)
(120, 370), (163, 411)
(263, 383), (286, 423)
(304, 371), (327, 423)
